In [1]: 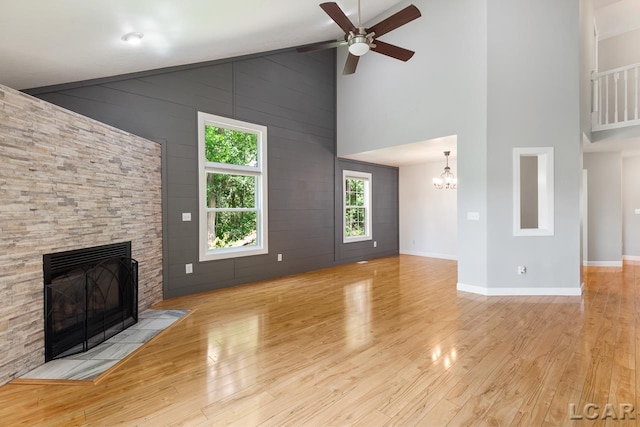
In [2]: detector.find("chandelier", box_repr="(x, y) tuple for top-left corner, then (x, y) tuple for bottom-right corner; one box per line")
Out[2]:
(433, 151), (457, 190)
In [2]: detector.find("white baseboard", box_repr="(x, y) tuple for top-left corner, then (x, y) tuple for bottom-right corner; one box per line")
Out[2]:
(400, 250), (457, 261)
(583, 261), (623, 267)
(623, 255), (640, 262)
(457, 282), (582, 296)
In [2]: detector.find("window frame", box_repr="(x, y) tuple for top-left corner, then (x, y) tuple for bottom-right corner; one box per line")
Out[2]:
(343, 170), (372, 243)
(197, 112), (268, 261)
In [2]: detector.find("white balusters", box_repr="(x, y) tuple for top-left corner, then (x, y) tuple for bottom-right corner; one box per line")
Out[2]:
(633, 67), (638, 120)
(624, 70), (628, 122)
(614, 73), (620, 123)
(593, 63), (640, 131)
(605, 75), (609, 125)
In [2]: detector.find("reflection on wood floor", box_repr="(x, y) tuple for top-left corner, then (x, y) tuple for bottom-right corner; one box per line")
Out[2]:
(0, 255), (637, 426)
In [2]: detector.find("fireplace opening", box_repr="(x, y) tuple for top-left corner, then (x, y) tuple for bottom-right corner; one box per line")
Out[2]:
(43, 242), (138, 361)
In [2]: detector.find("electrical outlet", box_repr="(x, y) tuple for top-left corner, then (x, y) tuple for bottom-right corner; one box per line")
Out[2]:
(517, 265), (526, 275)
(374, 241), (377, 248)
(185, 263), (193, 274)
(635, 208), (640, 215)
(182, 212), (191, 222)
(277, 253), (283, 262)
(467, 212), (480, 221)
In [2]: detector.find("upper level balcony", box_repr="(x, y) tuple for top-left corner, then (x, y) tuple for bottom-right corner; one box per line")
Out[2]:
(593, 63), (640, 132)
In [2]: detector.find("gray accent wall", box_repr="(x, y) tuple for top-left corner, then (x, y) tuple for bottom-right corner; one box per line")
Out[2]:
(584, 152), (623, 264)
(27, 49), (399, 298)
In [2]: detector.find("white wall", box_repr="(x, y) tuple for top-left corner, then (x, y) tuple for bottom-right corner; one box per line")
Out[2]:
(623, 155), (640, 258)
(486, 0), (582, 293)
(580, 0), (594, 142)
(399, 160), (457, 259)
(599, 27), (640, 71)
(584, 152), (623, 265)
(337, 0), (583, 295)
(337, 0), (488, 290)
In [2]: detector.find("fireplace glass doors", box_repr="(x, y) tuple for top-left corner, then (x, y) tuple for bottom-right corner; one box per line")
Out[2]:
(43, 242), (138, 361)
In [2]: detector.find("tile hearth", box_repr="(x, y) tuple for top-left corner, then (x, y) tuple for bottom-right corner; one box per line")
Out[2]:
(19, 309), (187, 382)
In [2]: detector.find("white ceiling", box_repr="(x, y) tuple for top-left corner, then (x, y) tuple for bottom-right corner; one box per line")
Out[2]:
(584, 135), (640, 157)
(341, 135), (457, 167)
(0, 0), (405, 90)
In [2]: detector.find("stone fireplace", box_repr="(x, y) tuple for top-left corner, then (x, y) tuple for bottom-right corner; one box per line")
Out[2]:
(0, 84), (163, 385)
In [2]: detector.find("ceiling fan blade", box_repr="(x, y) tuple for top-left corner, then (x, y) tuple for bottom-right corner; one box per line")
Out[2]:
(320, 2), (357, 34)
(343, 53), (360, 75)
(366, 4), (421, 38)
(371, 40), (415, 61)
(297, 40), (345, 53)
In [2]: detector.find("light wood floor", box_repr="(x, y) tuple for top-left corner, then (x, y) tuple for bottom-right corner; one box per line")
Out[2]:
(1, 255), (638, 426)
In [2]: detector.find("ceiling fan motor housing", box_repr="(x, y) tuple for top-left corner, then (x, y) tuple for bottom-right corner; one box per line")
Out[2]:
(347, 33), (371, 56)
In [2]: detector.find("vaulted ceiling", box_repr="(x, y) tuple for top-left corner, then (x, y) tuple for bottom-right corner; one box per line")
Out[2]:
(0, 0), (405, 90)
(1, 0), (637, 91)
(1, 1), (637, 160)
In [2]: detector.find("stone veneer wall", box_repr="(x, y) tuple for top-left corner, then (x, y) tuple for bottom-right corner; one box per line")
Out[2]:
(0, 84), (163, 385)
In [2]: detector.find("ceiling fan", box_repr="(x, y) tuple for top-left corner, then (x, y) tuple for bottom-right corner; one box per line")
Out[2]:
(297, 1), (421, 75)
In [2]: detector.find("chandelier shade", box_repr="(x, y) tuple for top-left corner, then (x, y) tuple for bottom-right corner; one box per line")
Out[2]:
(433, 151), (457, 190)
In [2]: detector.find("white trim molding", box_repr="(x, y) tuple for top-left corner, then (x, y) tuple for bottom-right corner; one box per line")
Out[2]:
(623, 255), (640, 262)
(342, 170), (372, 244)
(399, 250), (457, 261)
(457, 282), (582, 296)
(583, 261), (623, 267)
(197, 111), (268, 262)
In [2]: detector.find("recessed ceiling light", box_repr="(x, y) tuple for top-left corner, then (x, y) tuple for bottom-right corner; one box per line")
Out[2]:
(121, 32), (144, 45)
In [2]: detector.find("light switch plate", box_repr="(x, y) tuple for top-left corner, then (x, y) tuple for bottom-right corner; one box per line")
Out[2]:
(185, 263), (193, 274)
(182, 212), (191, 222)
(635, 209), (640, 215)
(467, 212), (480, 221)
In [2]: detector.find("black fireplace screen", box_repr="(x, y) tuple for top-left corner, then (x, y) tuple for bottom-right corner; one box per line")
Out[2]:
(43, 242), (138, 361)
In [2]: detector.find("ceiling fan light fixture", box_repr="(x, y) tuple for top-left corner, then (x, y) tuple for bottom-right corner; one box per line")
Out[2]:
(300, 2), (421, 74)
(121, 32), (144, 45)
(348, 35), (370, 56)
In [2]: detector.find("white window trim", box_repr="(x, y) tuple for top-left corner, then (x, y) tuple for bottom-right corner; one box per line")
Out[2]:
(197, 112), (268, 261)
(343, 170), (372, 243)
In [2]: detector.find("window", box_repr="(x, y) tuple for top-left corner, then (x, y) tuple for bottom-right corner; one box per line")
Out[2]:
(343, 170), (372, 243)
(198, 112), (268, 261)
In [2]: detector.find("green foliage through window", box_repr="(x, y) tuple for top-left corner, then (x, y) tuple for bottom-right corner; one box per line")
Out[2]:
(204, 125), (259, 249)
(205, 125), (258, 166)
(345, 178), (366, 237)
